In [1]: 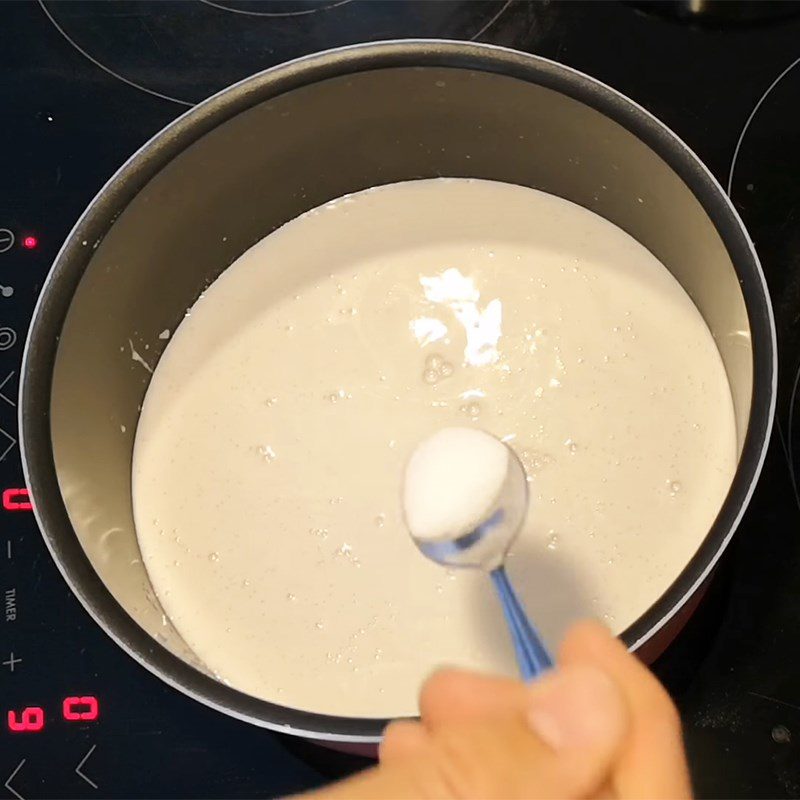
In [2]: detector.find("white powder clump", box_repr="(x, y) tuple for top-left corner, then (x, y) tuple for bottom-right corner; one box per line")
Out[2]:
(403, 427), (509, 543)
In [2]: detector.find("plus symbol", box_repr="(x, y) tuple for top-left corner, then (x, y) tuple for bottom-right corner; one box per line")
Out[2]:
(2, 652), (22, 672)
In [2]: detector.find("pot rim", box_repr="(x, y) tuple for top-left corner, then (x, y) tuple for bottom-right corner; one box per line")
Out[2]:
(19, 39), (777, 743)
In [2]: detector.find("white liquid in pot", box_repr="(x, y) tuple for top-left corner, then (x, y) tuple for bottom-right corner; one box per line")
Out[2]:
(132, 178), (737, 718)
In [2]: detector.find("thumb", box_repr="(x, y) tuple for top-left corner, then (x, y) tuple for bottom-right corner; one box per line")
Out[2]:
(379, 664), (629, 799)
(403, 663), (629, 799)
(520, 663), (629, 798)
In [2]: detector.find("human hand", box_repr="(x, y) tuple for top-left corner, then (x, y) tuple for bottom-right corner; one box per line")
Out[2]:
(301, 621), (691, 799)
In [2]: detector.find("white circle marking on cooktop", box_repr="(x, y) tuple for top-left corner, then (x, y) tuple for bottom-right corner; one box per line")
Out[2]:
(38, 0), (513, 107)
(726, 54), (800, 196)
(198, 0), (354, 18)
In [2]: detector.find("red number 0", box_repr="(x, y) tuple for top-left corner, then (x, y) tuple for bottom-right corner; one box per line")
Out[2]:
(63, 696), (99, 721)
(2, 488), (32, 511)
(7, 707), (44, 732)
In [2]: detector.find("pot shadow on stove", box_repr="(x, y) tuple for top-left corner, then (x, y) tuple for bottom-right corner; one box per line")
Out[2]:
(278, 736), (374, 782)
(466, 534), (598, 668)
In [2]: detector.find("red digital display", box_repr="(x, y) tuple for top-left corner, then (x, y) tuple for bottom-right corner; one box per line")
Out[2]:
(63, 696), (99, 721)
(8, 707), (44, 732)
(2, 488), (32, 511)
(22, 235), (38, 250)
(6, 696), (99, 733)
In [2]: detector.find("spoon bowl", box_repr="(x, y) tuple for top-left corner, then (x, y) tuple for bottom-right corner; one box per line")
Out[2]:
(403, 427), (554, 680)
(411, 441), (529, 571)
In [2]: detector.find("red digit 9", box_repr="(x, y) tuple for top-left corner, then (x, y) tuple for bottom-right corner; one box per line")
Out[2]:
(7, 707), (44, 732)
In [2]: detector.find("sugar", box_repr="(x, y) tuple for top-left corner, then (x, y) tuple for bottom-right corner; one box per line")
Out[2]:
(403, 427), (509, 543)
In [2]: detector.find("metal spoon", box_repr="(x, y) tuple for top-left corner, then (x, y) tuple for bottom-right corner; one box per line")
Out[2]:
(403, 427), (553, 681)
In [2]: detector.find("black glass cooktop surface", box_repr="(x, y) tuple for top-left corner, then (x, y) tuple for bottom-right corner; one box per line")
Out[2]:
(3, 2), (800, 797)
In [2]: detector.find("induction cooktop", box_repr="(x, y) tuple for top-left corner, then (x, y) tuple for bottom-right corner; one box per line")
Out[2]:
(3, 2), (800, 797)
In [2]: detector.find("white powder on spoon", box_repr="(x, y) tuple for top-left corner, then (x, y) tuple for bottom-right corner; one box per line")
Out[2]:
(403, 427), (511, 543)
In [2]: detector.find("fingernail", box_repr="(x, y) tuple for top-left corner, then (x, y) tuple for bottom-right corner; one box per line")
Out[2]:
(526, 665), (626, 752)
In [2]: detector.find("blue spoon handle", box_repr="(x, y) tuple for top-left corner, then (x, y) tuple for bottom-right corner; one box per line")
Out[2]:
(490, 566), (553, 681)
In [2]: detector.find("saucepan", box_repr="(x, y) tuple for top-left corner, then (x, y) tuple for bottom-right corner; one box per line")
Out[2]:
(19, 41), (776, 745)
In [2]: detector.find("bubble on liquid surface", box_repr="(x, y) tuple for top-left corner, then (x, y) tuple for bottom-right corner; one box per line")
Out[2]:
(326, 388), (351, 402)
(520, 449), (554, 475)
(460, 402), (481, 418)
(425, 353), (444, 371)
(208, 552), (219, 562)
(546, 531), (558, 550)
(422, 352), (454, 384)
